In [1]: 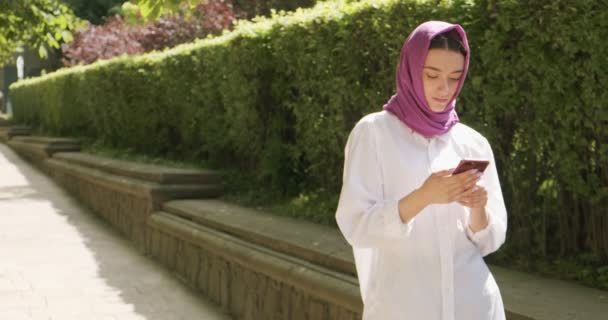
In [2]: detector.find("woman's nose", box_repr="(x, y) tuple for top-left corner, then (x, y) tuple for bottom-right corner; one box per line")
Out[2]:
(438, 79), (450, 96)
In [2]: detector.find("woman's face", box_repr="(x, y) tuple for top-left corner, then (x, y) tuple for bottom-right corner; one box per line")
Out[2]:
(422, 49), (465, 112)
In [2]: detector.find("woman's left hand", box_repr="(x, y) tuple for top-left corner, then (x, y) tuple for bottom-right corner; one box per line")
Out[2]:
(458, 185), (488, 209)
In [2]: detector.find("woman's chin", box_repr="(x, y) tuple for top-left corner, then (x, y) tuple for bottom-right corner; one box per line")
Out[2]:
(430, 105), (447, 113)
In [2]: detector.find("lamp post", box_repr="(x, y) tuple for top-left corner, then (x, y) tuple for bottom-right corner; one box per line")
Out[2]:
(7, 50), (25, 116)
(16, 55), (24, 80)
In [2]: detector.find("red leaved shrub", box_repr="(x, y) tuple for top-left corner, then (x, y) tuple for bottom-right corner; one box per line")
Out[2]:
(62, 0), (238, 66)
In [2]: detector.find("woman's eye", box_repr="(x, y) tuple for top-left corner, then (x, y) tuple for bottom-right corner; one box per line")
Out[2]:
(450, 78), (461, 81)
(427, 74), (438, 79)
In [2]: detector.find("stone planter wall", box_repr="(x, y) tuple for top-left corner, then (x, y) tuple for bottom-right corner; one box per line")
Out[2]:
(147, 212), (362, 320)
(0, 124), (30, 143)
(45, 152), (223, 249)
(7, 136), (80, 171)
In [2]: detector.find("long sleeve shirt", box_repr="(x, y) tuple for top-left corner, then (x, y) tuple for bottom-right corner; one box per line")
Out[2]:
(336, 110), (507, 320)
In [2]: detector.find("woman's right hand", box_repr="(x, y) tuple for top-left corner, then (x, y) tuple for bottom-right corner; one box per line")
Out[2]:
(397, 169), (482, 224)
(417, 169), (481, 206)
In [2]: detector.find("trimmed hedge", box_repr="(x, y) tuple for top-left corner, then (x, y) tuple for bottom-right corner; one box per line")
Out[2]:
(10, 0), (608, 285)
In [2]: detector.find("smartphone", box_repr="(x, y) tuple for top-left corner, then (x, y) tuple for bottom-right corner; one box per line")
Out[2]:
(452, 159), (490, 175)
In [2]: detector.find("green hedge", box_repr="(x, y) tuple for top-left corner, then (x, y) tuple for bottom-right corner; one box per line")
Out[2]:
(10, 0), (608, 286)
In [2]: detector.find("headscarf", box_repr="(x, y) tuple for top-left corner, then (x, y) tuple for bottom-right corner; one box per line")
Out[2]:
(383, 21), (470, 137)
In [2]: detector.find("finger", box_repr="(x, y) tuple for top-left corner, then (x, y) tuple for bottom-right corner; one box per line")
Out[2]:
(433, 170), (452, 177)
(466, 170), (482, 185)
(467, 190), (486, 202)
(462, 182), (477, 194)
(457, 190), (474, 202)
(451, 171), (479, 191)
(464, 175), (482, 192)
(449, 185), (468, 200)
(449, 172), (474, 187)
(469, 187), (487, 199)
(467, 193), (488, 206)
(461, 179), (480, 194)
(462, 188), (486, 200)
(450, 185), (471, 202)
(458, 169), (481, 180)
(458, 198), (474, 208)
(457, 198), (469, 205)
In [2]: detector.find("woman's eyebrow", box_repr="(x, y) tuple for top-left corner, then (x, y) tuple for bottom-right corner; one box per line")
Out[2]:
(423, 66), (464, 74)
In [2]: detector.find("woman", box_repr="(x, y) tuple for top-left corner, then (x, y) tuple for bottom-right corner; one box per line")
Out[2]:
(335, 21), (507, 320)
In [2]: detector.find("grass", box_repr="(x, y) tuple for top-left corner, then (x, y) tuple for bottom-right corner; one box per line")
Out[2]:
(82, 141), (204, 170)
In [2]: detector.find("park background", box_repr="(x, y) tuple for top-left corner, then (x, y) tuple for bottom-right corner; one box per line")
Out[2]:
(2, 0), (607, 291)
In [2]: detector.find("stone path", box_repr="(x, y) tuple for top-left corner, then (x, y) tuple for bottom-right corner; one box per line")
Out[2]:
(0, 143), (232, 320)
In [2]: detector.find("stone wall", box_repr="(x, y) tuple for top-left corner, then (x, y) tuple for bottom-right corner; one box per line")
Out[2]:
(0, 125), (30, 143)
(7, 136), (79, 172)
(48, 161), (153, 246)
(45, 153), (223, 249)
(147, 213), (362, 319)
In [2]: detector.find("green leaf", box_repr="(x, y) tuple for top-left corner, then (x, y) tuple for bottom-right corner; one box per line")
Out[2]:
(55, 15), (67, 29)
(186, 0), (202, 8)
(139, 0), (164, 20)
(46, 32), (60, 48)
(38, 45), (48, 58)
(137, 1), (153, 17)
(61, 30), (73, 43)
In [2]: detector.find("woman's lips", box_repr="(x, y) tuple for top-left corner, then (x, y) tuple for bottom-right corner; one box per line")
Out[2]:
(433, 97), (449, 103)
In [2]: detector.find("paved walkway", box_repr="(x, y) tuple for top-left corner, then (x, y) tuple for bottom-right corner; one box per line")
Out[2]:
(0, 143), (232, 320)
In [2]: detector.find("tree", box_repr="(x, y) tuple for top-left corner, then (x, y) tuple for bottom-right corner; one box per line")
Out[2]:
(0, 0), (81, 66)
(61, 1), (237, 66)
(61, 0), (125, 25)
(130, 0), (317, 22)
(129, 0), (205, 20)
(61, 16), (145, 66)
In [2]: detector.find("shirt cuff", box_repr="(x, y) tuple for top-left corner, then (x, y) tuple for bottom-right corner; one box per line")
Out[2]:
(382, 199), (414, 238)
(466, 211), (492, 244)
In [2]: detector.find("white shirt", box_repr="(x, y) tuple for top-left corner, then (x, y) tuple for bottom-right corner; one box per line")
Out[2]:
(336, 111), (507, 320)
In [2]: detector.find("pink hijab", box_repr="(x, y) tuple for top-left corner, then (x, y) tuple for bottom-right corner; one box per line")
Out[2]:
(383, 21), (470, 137)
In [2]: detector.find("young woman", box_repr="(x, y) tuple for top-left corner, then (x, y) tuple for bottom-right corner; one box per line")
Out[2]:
(335, 21), (507, 320)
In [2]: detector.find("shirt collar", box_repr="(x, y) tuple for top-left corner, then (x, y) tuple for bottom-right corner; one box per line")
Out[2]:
(384, 110), (453, 145)
(405, 124), (452, 145)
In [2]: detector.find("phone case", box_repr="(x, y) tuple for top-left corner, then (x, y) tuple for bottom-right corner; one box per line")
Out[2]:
(452, 160), (490, 175)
